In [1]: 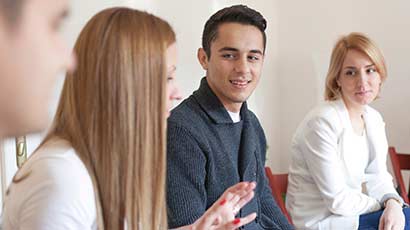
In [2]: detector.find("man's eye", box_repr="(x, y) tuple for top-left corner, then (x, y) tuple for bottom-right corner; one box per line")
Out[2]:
(222, 54), (235, 59)
(248, 55), (259, 61)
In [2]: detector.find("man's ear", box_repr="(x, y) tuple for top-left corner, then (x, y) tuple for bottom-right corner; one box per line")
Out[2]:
(197, 48), (209, 70)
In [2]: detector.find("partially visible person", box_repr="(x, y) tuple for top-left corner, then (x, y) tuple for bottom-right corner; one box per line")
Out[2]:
(3, 7), (256, 230)
(0, 0), (75, 138)
(166, 4), (293, 230)
(286, 32), (410, 230)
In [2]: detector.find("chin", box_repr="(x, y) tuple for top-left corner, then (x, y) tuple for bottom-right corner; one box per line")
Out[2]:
(25, 110), (51, 133)
(231, 93), (251, 102)
(354, 99), (373, 106)
(354, 95), (376, 105)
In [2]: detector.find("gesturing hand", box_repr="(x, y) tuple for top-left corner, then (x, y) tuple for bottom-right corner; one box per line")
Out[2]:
(189, 181), (257, 230)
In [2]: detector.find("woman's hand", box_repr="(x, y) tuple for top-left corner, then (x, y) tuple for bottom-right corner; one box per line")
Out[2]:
(379, 199), (405, 230)
(186, 181), (257, 230)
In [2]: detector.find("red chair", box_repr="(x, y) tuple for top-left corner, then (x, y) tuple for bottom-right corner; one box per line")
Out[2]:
(265, 167), (292, 223)
(388, 147), (410, 204)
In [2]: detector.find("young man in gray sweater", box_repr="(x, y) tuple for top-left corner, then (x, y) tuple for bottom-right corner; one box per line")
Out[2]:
(167, 5), (293, 230)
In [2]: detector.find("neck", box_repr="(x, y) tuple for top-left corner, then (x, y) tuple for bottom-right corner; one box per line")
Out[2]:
(347, 106), (364, 121)
(224, 103), (242, 113)
(342, 98), (366, 135)
(0, 124), (8, 139)
(343, 99), (365, 120)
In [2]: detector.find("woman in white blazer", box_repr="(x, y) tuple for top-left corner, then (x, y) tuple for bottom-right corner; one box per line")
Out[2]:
(286, 32), (410, 230)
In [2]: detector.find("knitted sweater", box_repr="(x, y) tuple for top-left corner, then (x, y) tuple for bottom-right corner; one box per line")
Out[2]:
(166, 78), (293, 229)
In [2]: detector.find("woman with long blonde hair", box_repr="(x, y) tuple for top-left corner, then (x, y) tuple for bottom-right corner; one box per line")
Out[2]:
(3, 7), (256, 230)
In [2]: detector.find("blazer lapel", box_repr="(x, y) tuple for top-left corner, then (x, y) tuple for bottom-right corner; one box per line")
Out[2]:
(332, 99), (363, 186)
(362, 108), (388, 170)
(331, 99), (351, 129)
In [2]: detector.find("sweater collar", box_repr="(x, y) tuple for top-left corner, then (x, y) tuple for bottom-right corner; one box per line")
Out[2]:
(193, 77), (248, 124)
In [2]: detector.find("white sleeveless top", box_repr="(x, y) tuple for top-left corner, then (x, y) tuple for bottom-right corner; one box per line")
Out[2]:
(351, 130), (370, 177)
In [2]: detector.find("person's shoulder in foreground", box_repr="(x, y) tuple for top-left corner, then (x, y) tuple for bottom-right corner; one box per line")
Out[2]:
(3, 138), (96, 230)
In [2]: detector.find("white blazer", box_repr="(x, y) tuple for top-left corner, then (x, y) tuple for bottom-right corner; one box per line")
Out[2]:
(286, 99), (398, 230)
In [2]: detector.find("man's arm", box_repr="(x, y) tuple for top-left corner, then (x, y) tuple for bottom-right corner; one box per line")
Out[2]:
(167, 122), (208, 228)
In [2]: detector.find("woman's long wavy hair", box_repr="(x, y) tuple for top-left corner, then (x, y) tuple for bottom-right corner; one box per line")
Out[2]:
(40, 7), (174, 229)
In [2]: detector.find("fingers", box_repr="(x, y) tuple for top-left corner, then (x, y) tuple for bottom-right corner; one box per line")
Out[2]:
(379, 208), (406, 230)
(193, 209), (220, 229)
(235, 191), (255, 211)
(194, 181), (257, 230)
(228, 182), (256, 214)
(222, 182), (257, 216)
(384, 221), (393, 230)
(218, 192), (234, 206)
(218, 212), (257, 230)
(226, 181), (256, 195)
(227, 192), (241, 205)
(378, 213), (385, 230)
(226, 182), (249, 192)
(391, 225), (405, 230)
(383, 222), (405, 230)
(219, 182), (256, 207)
(226, 182), (256, 203)
(383, 216), (402, 230)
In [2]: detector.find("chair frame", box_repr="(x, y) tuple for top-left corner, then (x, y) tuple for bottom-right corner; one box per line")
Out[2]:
(264, 167), (292, 223)
(388, 146), (410, 204)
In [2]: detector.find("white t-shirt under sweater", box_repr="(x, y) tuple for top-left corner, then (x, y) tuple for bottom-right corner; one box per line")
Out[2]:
(2, 138), (97, 230)
(227, 110), (241, 123)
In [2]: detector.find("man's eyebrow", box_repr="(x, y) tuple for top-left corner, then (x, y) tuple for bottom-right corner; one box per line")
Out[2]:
(218, 47), (239, 52)
(249, 49), (263, 55)
(218, 47), (263, 55)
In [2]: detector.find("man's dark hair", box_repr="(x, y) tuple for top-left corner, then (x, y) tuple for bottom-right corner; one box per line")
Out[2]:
(0, 0), (25, 25)
(202, 4), (267, 58)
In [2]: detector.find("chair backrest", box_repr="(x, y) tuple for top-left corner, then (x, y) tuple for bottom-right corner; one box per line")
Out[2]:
(264, 167), (292, 223)
(388, 146), (410, 204)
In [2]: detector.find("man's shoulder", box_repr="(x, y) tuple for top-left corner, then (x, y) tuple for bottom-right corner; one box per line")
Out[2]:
(168, 95), (209, 135)
(245, 109), (264, 132)
(246, 109), (259, 123)
(169, 95), (201, 121)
